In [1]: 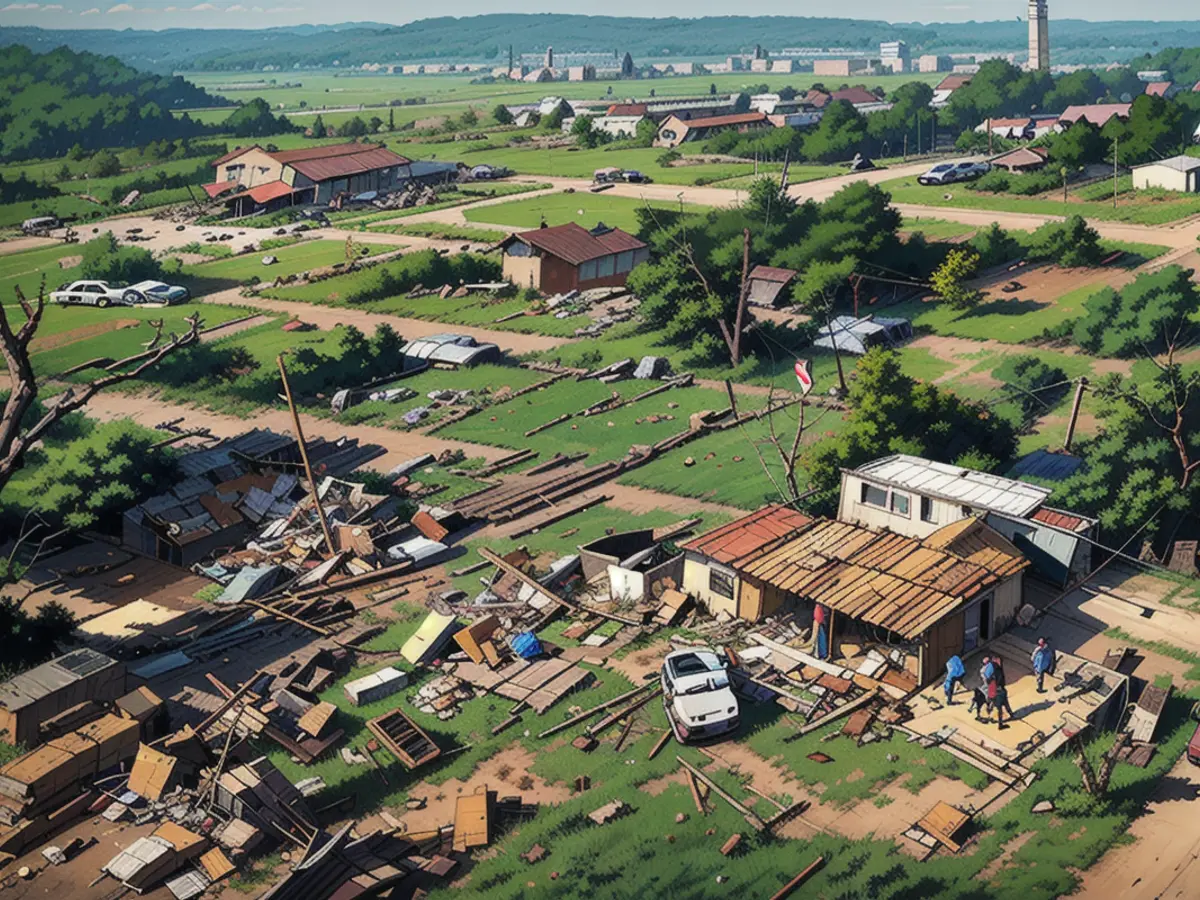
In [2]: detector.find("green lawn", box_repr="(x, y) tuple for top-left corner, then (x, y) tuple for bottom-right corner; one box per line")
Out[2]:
(179, 239), (393, 290)
(457, 143), (763, 186)
(370, 222), (508, 243)
(882, 175), (1200, 225)
(0, 243), (88, 300)
(899, 215), (979, 240)
(464, 192), (707, 233)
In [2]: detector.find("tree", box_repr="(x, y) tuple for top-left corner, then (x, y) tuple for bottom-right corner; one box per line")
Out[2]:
(931, 248), (983, 309)
(0, 281), (201, 496)
(339, 116), (369, 137)
(388, 107), (395, 130)
(541, 103), (569, 132)
(793, 257), (856, 393)
(803, 349), (1018, 511)
(493, 104), (514, 125)
(223, 98), (295, 138)
(459, 107), (479, 128)
(732, 92), (751, 113)
(968, 223), (1023, 268)
(801, 100), (866, 162)
(1029, 215), (1104, 267)
(634, 117), (658, 147)
(709, 83), (717, 95)
(87, 150), (121, 178)
(1072, 265), (1198, 359)
(1048, 120), (1105, 169)
(309, 114), (326, 138)
(571, 114), (602, 148)
(778, 85), (798, 101)
(79, 234), (165, 284)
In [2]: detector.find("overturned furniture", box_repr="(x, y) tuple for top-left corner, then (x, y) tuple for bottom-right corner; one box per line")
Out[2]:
(366, 709), (442, 770)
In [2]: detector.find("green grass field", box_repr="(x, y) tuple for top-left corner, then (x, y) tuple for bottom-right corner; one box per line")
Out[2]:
(464, 192), (707, 232)
(371, 222), (508, 242)
(883, 175), (1200, 225)
(179, 238), (394, 289)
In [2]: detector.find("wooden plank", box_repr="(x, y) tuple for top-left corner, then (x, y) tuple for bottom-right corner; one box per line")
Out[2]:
(587, 688), (663, 736)
(478, 547), (642, 626)
(788, 689), (878, 739)
(677, 757), (766, 831)
(686, 769), (707, 815)
(647, 730), (671, 761)
(536, 683), (655, 739)
(768, 857), (825, 900)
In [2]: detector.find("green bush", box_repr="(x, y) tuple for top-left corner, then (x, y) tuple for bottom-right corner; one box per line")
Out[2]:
(968, 169), (1012, 193)
(80, 233), (168, 284)
(342, 250), (500, 304)
(991, 355), (1069, 418)
(1029, 215), (1105, 267)
(969, 223), (1024, 267)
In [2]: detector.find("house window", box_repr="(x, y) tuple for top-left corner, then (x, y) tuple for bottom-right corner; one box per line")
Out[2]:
(579, 260), (598, 280)
(597, 255), (616, 277)
(891, 492), (910, 516)
(615, 250), (635, 273)
(861, 483), (888, 508)
(709, 569), (735, 599)
(920, 496), (935, 523)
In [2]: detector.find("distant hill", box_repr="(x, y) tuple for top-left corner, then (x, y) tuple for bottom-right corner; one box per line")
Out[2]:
(4, 15), (1200, 72)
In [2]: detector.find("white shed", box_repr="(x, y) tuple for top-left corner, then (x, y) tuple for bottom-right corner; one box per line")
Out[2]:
(1131, 156), (1200, 193)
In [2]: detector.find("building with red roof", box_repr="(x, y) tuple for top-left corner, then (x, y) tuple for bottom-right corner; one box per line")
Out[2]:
(203, 141), (412, 216)
(680, 505), (813, 619)
(653, 111), (771, 149)
(499, 222), (649, 294)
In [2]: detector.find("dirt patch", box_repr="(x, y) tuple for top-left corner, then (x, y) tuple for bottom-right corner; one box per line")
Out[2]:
(1069, 826), (1088, 841)
(974, 262), (1131, 306)
(388, 746), (571, 836)
(976, 830), (1036, 882)
(58, 254), (82, 269)
(844, 768), (865, 783)
(639, 770), (689, 797)
(29, 317), (140, 354)
(608, 637), (673, 683)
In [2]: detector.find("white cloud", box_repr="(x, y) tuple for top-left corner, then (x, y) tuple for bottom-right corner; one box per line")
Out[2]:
(43, 3), (63, 7)
(106, 2), (134, 10)
(80, 5), (99, 11)
(264, 5), (300, 10)
(2, 3), (42, 10)
(226, 3), (246, 9)
(188, 2), (217, 8)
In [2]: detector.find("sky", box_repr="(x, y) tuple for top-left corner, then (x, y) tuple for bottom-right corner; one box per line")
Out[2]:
(0, 1), (1198, 31)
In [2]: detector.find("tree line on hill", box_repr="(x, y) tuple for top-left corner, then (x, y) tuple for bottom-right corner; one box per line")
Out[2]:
(6, 16), (1200, 71)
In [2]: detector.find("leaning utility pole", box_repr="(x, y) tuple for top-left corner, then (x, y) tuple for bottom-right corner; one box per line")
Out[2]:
(277, 354), (336, 558)
(1113, 133), (1119, 210)
(1063, 377), (1088, 452)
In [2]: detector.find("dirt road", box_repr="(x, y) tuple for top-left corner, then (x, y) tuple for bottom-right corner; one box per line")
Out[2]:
(202, 287), (572, 354)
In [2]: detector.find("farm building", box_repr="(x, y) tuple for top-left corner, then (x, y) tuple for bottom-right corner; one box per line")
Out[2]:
(205, 142), (413, 215)
(654, 111), (771, 148)
(680, 505), (813, 619)
(730, 517), (1030, 683)
(499, 223), (648, 294)
(0, 649), (126, 749)
(1131, 156), (1200, 193)
(989, 146), (1050, 172)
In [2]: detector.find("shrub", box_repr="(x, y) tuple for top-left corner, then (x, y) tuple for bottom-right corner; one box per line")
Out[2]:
(1029, 215), (1105, 267)
(79, 233), (165, 284)
(342, 250), (501, 304)
(969, 223), (1024, 268)
(968, 169), (1012, 193)
(991, 355), (1069, 418)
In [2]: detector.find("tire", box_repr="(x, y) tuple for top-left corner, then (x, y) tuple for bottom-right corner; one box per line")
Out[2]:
(122, 291), (141, 305)
(96, 297), (110, 308)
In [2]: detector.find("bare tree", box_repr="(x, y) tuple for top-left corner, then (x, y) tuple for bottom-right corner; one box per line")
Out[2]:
(0, 279), (202, 495)
(726, 378), (830, 503)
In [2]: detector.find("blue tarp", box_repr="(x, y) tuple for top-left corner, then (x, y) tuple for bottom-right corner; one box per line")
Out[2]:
(511, 631), (543, 659)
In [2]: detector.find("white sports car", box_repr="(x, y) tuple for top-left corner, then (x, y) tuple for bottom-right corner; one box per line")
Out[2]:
(51, 279), (189, 308)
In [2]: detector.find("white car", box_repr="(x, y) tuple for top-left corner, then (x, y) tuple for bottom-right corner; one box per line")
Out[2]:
(661, 648), (740, 743)
(51, 279), (189, 308)
(917, 160), (990, 186)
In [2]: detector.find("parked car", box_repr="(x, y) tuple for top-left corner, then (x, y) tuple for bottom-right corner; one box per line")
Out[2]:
(661, 648), (740, 743)
(917, 160), (990, 186)
(51, 279), (189, 308)
(21, 215), (60, 236)
(623, 169), (652, 184)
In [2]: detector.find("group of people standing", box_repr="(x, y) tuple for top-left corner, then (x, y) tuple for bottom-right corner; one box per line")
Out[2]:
(941, 638), (1056, 731)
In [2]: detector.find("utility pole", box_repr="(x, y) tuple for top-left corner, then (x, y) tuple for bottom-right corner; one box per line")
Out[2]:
(902, 133), (908, 162)
(732, 228), (751, 367)
(917, 115), (921, 159)
(1063, 377), (1088, 453)
(277, 354), (336, 558)
(987, 118), (993, 156)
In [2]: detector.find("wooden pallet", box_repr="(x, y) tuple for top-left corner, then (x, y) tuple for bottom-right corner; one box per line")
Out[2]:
(366, 709), (442, 769)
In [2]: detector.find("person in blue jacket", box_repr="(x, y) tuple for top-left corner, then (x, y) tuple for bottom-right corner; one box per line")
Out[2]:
(943, 654), (966, 705)
(1031, 637), (1055, 693)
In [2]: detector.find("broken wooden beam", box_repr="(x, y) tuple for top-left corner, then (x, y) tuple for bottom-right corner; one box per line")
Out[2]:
(768, 857), (824, 900)
(537, 683), (655, 739)
(647, 730), (671, 761)
(586, 687), (663, 737)
(786, 689), (879, 740)
(612, 718), (634, 753)
(525, 414), (571, 437)
(676, 756), (766, 831)
(479, 547), (642, 627)
(686, 769), (707, 815)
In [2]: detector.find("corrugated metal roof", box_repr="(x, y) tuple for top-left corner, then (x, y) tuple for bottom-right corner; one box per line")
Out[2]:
(735, 518), (1027, 639)
(288, 146), (411, 182)
(503, 222), (646, 266)
(850, 454), (1050, 518)
(243, 181), (298, 205)
(683, 505), (812, 564)
(0, 649), (117, 711)
(676, 111), (768, 129)
(1031, 507), (1094, 533)
(748, 265), (797, 284)
(272, 141), (399, 164)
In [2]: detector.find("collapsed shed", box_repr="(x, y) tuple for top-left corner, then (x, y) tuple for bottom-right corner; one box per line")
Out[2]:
(0, 649), (126, 749)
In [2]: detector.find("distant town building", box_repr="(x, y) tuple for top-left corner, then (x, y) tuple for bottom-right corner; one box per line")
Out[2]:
(879, 40), (909, 73)
(568, 65), (596, 82)
(1058, 102), (1131, 128)
(918, 55), (955, 73)
(1144, 81), (1181, 98)
(814, 58), (876, 77)
(1028, 0), (1050, 71)
(654, 111), (771, 149)
(771, 59), (796, 74)
(1136, 69), (1169, 82)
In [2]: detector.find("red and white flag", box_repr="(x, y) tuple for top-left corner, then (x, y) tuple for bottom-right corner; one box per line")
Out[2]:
(793, 359), (813, 395)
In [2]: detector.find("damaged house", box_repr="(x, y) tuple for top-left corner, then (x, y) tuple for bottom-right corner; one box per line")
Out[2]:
(578, 530), (683, 603)
(121, 429), (385, 569)
(499, 223), (648, 295)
